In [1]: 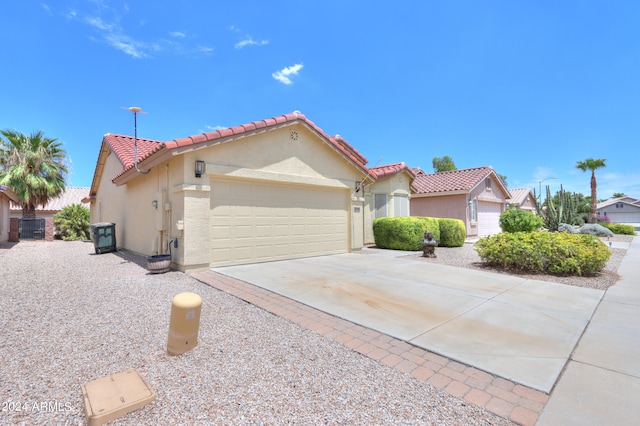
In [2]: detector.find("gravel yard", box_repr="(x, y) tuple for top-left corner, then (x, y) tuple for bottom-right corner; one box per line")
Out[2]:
(404, 235), (633, 291)
(1, 240), (512, 425)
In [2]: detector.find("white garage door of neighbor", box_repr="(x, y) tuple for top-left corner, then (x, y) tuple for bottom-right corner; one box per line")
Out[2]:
(211, 178), (349, 267)
(478, 202), (503, 237)
(607, 212), (640, 223)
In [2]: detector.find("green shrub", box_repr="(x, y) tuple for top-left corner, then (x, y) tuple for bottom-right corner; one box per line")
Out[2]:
(600, 222), (636, 235)
(415, 216), (441, 241)
(474, 231), (611, 276)
(372, 216), (441, 250)
(54, 203), (90, 241)
(437, 218), (466, 247)
(499, 208), (543, 233)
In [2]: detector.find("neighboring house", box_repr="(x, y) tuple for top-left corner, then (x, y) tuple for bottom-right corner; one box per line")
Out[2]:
(596, 196), (640, 226)
(410, 166), (511, 237)
(0, 185), (20, 243)
(363, 162), (416, 244)
(507, 188), (537, 212)
(86, 111), (375, 271)
(9, 186), (89, 241)
(10, 187), (90, 220)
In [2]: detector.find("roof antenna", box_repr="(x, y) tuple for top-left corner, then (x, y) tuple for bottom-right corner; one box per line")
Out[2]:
(123, 106), (150, 174)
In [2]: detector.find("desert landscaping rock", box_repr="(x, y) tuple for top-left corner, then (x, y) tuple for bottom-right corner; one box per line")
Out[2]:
(1, 240), (512, 425)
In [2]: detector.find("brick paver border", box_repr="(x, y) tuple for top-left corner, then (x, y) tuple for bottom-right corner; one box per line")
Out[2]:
(192, 270), (548, 426)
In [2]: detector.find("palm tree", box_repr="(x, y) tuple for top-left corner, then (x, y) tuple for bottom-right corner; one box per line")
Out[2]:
(575, 158), (606, 223)
(0, 130), (67, 219)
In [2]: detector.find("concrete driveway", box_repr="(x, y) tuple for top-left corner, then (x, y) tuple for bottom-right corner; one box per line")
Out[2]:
(214, 250), (604, 393)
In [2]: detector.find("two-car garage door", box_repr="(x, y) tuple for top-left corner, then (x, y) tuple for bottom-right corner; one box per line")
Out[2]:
(210, 178), (349, 267)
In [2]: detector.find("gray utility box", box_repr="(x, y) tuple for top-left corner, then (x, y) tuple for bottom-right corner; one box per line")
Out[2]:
(90, 222), (117, 254)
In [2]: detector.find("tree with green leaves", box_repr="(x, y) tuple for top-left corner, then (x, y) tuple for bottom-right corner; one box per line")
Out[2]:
(613, 192), (626, 198)
(0, 130), (67, 219)
(575, 158), (606, 223)
(432, 156), (456, 172)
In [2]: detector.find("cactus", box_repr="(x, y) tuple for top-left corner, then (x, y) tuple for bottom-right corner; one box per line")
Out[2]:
(535, 185), (579, 231)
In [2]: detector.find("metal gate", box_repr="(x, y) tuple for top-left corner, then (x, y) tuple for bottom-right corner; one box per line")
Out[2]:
(19, 219), (45, 240)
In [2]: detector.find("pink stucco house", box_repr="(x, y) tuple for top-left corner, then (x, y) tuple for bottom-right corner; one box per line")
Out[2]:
(410, 166), (511, 238)
(507, 188), (537, 212)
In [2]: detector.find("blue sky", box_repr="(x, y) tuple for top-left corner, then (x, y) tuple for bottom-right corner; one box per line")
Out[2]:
(2, 1), (639, 199)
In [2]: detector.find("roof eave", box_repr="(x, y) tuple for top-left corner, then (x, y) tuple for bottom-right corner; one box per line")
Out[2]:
(410, 190), (469, 197)
(112, 147), (170, 186)
(0, 185), (20, 204)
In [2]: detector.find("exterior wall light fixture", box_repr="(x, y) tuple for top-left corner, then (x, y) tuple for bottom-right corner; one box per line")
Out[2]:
(195, 160), (205, 178)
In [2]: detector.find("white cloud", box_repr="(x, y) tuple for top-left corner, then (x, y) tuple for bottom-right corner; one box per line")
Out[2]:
(272, 63), (304, 85)
(105, 33), (148, 58)
(58, 3), (211, 59)
(85, 16), (114, 31)
(40, 3), (52, 15)
(235, 36), (269, 49)
(196, 45), (214, 54)
(205, 125), (227, 131)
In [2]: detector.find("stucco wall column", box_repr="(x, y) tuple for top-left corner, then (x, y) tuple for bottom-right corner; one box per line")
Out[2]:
(176, 182), (211, 271)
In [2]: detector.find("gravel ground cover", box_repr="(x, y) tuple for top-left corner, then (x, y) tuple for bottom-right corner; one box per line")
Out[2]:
(1, 240), (512, 425)
(403, 235), (633, 290)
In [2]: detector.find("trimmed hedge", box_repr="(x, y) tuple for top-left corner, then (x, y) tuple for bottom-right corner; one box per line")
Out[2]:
(601, 222), (637, 235)
(437, 218), (466, 247)
(499, 208), (543, 233)
(474, 231), (611, 276)
(372, 216), (465, 250)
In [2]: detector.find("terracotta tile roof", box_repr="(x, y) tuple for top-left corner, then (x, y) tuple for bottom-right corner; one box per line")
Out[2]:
(104, 134), (165, 180)
(369, 162), (417, 180)
(10, 187), (90, 212)
(103, 111), (371, 183)
(507, 187), (534, 205)
(411, 166), (494, 194)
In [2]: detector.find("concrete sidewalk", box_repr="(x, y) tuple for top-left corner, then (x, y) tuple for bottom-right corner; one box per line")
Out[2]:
(538, 236), (640, 425)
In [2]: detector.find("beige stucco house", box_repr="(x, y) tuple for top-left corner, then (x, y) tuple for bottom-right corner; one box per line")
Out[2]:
(0, 185), (19, 243)
(507, 188), (537, 212)
(86, 111), (377, 271)
(362, 162), (416, 244)
(410, 166), (511, 237)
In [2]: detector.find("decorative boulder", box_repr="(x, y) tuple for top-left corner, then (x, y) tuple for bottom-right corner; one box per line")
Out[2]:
(578, 223), (615, 237)
(558, 223), (579, 234)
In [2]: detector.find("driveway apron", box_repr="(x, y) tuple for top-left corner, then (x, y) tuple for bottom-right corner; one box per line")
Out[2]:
(213, 251), (604, 393)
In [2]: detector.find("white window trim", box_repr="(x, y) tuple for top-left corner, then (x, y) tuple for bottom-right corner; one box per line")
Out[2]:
(469, 199), (477, 222)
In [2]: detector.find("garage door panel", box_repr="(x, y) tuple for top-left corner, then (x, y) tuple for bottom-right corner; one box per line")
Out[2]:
(211, 178), (348, 267)
(478, 202), (503, 237)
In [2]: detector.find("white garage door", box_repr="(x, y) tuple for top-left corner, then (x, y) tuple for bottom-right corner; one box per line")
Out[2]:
(606, 212), (640, 224)
(210, 178), (349, 267)
(478, 202), (503, 237)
